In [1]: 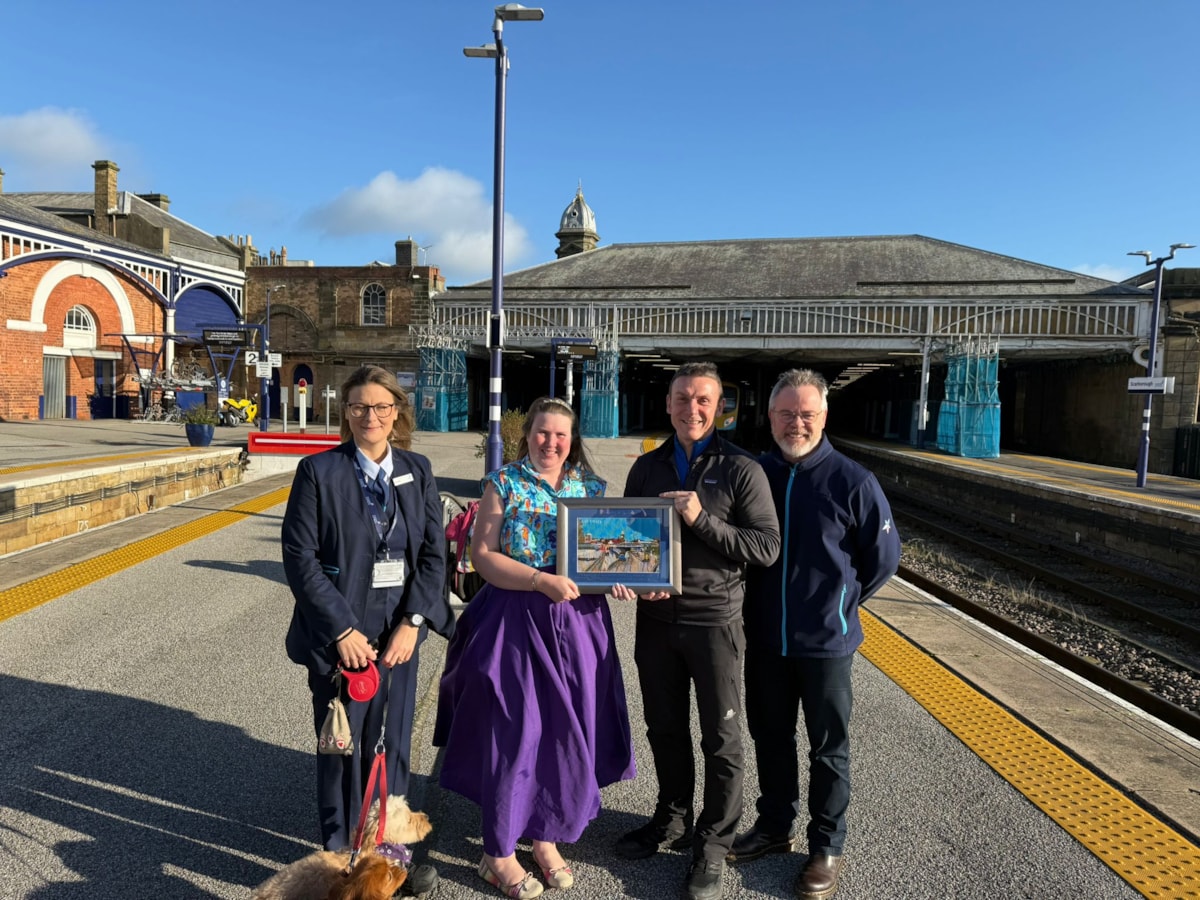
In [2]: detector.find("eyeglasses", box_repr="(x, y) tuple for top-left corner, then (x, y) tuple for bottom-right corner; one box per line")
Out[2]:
(346, 403), (396, 419)
(771, 409), (823, 424)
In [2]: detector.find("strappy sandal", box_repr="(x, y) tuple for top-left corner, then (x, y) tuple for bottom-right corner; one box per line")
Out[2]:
(478, 857), (544, 899)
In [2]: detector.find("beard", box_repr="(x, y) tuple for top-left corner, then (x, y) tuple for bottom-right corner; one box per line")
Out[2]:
(775, 432), (819, 460)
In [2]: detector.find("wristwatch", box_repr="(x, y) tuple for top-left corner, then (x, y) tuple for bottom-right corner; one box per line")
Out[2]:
(404, 613), (426, 628)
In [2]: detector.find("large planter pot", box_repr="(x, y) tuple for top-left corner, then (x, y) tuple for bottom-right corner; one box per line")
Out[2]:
(185, 423), (215, 447)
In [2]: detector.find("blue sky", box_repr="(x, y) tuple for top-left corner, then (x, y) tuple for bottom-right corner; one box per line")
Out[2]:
(2, 1), (1196, 285)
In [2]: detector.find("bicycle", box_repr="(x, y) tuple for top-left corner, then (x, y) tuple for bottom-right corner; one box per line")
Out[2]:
(140, 401), (182, 422)
(140, 402), (165, 422)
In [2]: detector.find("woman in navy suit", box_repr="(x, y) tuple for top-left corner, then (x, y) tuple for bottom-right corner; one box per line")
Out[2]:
(281, 365), (452, 888)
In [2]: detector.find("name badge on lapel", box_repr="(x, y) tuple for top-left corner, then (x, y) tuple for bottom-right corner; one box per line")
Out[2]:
(393, 473), (414, 486)
(372, 559), (406, 589)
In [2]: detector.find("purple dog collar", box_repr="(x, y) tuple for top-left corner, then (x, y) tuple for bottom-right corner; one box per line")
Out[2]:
(376, 842), (413, 865)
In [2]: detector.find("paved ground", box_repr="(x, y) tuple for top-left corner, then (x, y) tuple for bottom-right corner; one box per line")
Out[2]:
(0, 422), (1173, 899)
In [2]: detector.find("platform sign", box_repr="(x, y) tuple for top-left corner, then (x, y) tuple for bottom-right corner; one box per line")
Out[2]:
(245, 351), (260, 366)
(1127, 376), (1175, 394)
(256, 362), (272, 378)
(557, 343), (597, 358)
(203, 328), (254, 347)
(269, 353), (283, 367)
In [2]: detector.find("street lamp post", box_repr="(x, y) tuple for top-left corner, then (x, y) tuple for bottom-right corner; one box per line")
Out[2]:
(260, 284), (285, 432)
(1128, 243), (1193, 487)
(465, 3), (544, 474)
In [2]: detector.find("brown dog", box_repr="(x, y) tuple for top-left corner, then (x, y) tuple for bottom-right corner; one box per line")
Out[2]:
(251, 796), (433, 900)
(325, 855), (407, 900)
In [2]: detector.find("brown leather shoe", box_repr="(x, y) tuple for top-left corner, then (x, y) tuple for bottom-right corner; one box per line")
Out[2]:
(793, 852), (843, 899)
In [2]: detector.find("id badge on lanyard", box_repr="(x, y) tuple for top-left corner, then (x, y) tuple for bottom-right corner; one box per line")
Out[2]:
(372, 557), (406, 588)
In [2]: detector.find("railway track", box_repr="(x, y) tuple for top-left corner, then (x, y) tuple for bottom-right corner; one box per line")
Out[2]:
(890, 495), (1200, 739)
(892, 490), (1200, 650)
(894, 561), (1200, 741)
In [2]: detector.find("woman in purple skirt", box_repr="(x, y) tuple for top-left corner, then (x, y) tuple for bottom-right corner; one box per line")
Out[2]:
(433, 397), (636, 899)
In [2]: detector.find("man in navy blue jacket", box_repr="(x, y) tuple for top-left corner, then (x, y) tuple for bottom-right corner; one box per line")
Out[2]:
(728, 368), (900, 900)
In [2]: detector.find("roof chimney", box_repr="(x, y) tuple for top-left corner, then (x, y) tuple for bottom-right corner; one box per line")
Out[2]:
(0, 168), (5, 194)
(138, 192), (170, 211)
(92, 160), (119, 231)
(395, 238), (418, 267)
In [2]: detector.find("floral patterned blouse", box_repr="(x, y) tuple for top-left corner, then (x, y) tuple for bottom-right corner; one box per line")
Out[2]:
(484, 457), (606, 568)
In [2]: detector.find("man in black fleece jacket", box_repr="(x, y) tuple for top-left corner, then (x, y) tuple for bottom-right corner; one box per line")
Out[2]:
(616, 362), (780, 900)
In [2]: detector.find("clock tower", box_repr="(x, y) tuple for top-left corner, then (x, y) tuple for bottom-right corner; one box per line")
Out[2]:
(555, 184), (599, 258)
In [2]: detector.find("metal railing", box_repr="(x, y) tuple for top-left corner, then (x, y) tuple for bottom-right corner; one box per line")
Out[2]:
(417, 297), (1145, 349)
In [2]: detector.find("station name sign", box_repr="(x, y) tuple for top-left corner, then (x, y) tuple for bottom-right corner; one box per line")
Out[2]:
(203, 328), (254, 347)
(1127, 376), (1175, 395)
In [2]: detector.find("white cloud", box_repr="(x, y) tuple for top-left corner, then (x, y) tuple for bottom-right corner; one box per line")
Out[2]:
(0, 107), (111, 188)
(303, 167), (532, 282)
(1073, 263), (1135, 283)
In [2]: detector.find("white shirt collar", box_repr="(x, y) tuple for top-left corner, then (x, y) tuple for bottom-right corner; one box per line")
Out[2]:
(355, 447), (394, 481)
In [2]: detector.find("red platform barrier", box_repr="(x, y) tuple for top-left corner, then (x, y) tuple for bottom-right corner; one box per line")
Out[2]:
(247, 432), (342, 455)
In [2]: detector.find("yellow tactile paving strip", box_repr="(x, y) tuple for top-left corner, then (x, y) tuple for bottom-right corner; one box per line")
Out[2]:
(861, 612), (1200, 899)
(0, 486), (290, 625)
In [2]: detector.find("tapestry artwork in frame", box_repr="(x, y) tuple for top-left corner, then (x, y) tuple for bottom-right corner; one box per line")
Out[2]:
(556, 497), (682, 595)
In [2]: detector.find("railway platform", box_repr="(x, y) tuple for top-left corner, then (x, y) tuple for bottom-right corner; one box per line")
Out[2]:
(0, 423), (1198, 898)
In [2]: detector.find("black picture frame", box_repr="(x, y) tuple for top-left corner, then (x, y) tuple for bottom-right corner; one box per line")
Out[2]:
(556, 497), (682, 594)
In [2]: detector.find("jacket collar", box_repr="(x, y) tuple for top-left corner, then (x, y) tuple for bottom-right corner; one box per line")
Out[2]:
(656, 430), (728, 461)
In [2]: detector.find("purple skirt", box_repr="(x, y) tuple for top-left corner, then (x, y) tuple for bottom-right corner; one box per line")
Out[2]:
(433, 581), (636, 855)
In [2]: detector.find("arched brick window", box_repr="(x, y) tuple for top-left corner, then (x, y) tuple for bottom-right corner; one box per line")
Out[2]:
(63, 305), (97, 349)
(362, 283), (387, 326)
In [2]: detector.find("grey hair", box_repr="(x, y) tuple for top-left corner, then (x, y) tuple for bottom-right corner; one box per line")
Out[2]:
(769, 368), (829, 411)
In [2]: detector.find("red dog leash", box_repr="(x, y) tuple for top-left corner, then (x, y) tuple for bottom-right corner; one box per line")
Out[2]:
(346, 669), (393, 872)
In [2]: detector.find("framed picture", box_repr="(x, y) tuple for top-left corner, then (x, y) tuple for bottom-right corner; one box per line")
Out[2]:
(556, 497), (682, 595)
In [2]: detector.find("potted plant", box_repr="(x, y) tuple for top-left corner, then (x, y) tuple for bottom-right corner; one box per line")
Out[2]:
(474, 407), (525, 464)
(180, 403), (219, 447)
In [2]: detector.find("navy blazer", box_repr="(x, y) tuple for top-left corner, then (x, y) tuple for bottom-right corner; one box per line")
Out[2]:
(281, 441), (453, 674)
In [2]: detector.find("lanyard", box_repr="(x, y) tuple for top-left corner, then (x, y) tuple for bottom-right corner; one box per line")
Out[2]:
(355, 458), (399, 551)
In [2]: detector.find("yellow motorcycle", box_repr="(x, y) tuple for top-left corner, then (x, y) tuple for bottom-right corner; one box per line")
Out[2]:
(219, 397), (258, 426)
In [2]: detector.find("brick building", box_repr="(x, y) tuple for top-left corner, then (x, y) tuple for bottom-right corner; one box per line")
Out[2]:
(238, 240), (444, 422)
(0, 161), (250, 420)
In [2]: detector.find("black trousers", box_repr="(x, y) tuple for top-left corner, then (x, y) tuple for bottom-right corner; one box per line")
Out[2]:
(308, 638), (423, 851)
(633, 613), (745, 861)
(744, 650), (853, 855)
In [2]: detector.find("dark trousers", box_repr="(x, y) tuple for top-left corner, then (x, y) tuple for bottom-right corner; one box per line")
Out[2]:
(634, 613), (745, 861)
(744, 650), (853, 855)
(308, 641), (422, 851)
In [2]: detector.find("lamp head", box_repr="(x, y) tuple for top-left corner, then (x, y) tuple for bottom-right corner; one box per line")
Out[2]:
(1127, 251), (1152, 264)
(1170, 243), (1195, 251)
(495, 3), (544, 20)
(464, 43), (500, 58)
